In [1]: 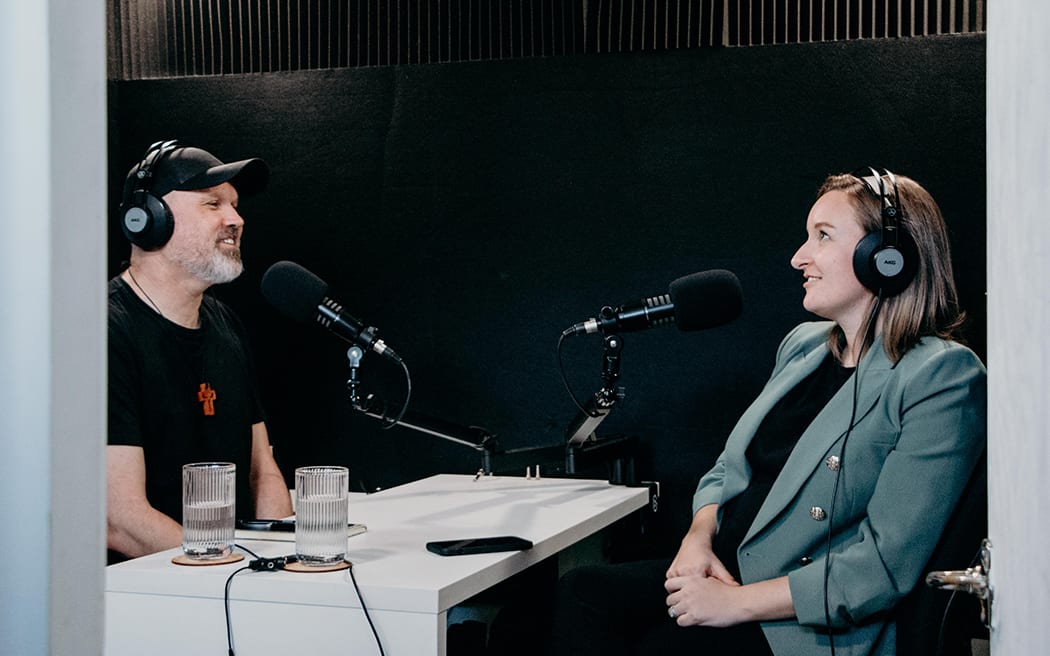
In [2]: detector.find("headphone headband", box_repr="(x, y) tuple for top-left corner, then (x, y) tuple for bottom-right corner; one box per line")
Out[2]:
(120, 140), (183, 250)
(131, 140), (182, 196)
(853, 167), (903, 245)
(850, 167), (917, 297)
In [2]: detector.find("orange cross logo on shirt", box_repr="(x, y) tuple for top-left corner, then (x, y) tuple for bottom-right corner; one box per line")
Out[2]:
(197, 383), (217, 416)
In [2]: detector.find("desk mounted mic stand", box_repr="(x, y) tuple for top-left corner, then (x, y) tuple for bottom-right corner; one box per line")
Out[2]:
(561, 334), (637, 486)
(565, 334), (624, 446)
(346, 341), (641, 488)
(346, 345), (501, 456)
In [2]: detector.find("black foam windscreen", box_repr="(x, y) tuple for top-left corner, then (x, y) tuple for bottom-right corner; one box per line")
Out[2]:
(668, 269), (743, 332)
(260, 260), (330, 322)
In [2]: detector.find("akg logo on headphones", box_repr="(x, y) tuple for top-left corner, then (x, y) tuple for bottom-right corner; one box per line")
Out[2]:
(123, 207), (149, 233)
(876, 251), (905, 276)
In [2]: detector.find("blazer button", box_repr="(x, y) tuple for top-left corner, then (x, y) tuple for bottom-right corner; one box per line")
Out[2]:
(799, 556), (814, 566)
(810, 506), (827, 521)
(825, 455), (841, 471)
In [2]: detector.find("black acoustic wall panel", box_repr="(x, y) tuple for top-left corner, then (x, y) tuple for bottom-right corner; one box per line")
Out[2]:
(108, 34), (985, 553)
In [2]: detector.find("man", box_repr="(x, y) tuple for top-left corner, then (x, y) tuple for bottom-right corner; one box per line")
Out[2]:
(107, 140), (292, 561)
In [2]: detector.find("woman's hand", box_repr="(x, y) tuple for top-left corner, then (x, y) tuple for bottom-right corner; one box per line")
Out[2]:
(664, 574), (746, 627)
(665, 575), (796, 627)
(665, 504), (738, 585)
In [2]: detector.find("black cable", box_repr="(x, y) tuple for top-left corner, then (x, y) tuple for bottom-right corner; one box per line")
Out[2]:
(224, 545), (282, 655)
(224, 565), (252, 656)
(347, 564), (386, 656)
(934, 591), (962, 656)
(933, 544), (984, 656)
(381, 357), (412, 429)
(823, 293), (883, 655)
(556, 331), (600, 417)
(223, 546), (386, 655)
(236, 543), (260, 559)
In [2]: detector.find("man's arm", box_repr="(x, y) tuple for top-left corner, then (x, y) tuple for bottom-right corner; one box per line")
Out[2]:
(250, 422), (293, 519)
(106, 445), (182, 558)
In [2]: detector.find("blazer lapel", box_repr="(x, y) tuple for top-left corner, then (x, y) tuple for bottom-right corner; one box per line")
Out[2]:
(742, 340), (895, 545)
(718, 338), (830, 507)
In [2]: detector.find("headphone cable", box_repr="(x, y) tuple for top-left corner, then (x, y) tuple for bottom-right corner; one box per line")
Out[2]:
(822, 293), (883, 655)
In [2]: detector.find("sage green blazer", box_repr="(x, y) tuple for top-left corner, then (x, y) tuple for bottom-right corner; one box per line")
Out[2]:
(693, 321), (986, 656)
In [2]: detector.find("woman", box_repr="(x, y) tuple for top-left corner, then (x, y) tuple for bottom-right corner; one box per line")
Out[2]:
(548, 171), (986, 656)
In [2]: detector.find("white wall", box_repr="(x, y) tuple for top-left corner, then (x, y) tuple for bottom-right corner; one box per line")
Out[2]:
(987, 2), (1050, 654)
(0, 1), (106, 654)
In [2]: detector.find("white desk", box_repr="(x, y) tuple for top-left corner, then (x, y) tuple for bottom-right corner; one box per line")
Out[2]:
(105, 474), (648, 656)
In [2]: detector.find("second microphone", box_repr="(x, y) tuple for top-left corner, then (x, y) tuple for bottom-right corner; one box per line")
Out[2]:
(561, 270), (743, 337)
(260, 260), (402, 363)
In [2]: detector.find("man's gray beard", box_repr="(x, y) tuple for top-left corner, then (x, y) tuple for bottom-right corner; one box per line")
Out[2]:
(174, 246), (243, 285)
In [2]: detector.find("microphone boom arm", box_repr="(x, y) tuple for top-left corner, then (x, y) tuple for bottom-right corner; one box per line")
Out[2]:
(347, 336), (639, 487)
(347, 347), (499, 453)
(566, 334), (625, 446)
(353, 397), (498, 452)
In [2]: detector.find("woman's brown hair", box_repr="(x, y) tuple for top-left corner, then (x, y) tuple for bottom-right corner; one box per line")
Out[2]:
(820, 173), (967, 364)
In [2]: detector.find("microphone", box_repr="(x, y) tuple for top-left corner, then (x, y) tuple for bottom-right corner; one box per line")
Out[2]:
(260, 260), (401, 363)
(561, 270), (743, 337)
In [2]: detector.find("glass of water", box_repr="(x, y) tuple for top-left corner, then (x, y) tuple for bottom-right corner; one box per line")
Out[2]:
(181, 462), (236, 559)
(295, 466), (349, 566)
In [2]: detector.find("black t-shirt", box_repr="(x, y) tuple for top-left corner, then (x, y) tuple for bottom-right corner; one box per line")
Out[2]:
(108, 276), (264, 524)
(713, 353), (854, 581)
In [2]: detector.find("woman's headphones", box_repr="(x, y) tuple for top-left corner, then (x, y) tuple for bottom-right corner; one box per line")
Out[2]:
(851, 167), (919, 297)
(120, 139), (182, 250)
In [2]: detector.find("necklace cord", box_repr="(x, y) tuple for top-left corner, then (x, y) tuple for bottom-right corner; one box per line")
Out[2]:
(127, 267), (166, 318)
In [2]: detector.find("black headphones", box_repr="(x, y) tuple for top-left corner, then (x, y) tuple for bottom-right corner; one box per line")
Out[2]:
(120, 139), (183, 250)
(851, 167), (919, 297)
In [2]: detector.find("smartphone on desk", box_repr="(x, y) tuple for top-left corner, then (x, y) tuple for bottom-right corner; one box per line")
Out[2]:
(425, 536), (533, 556)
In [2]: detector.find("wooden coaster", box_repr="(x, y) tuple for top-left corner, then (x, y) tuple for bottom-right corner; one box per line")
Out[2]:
(171, 552), (245, 566)
(284, 559), (352, 573)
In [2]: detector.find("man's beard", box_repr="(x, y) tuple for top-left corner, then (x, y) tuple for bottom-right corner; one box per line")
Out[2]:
(172, 241), (244, 285)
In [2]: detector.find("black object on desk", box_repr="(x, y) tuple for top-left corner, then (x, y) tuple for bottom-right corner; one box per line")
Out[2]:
(426, 536), (533, 556)
(237, 519), (296, 532)
(236, 519), (368, 536)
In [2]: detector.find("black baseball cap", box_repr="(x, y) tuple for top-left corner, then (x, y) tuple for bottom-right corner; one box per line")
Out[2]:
(122, 142), (269, 203)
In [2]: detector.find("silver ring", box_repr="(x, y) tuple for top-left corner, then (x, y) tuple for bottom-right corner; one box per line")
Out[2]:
(668, 606), (677, 620)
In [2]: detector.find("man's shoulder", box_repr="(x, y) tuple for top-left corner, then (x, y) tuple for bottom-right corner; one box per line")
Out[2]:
(200, 292), (240, 321)
(200, 292), (250, 338)
(108, 276), (139, 327)
(108, 275), (129, 304)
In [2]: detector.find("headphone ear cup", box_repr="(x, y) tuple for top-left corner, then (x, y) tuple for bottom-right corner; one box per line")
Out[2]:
(120, 191), (174, 251)
(853, 230), (919, 297)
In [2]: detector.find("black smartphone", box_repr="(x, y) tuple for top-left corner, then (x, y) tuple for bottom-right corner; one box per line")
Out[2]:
(425, 536), (533, 556)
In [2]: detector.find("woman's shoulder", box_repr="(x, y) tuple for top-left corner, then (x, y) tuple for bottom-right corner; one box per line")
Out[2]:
(784, 321), (833, 343)
(897, 335), (986, 375)
(766, 322), (834, 374)
(777, 321), (833, 355)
